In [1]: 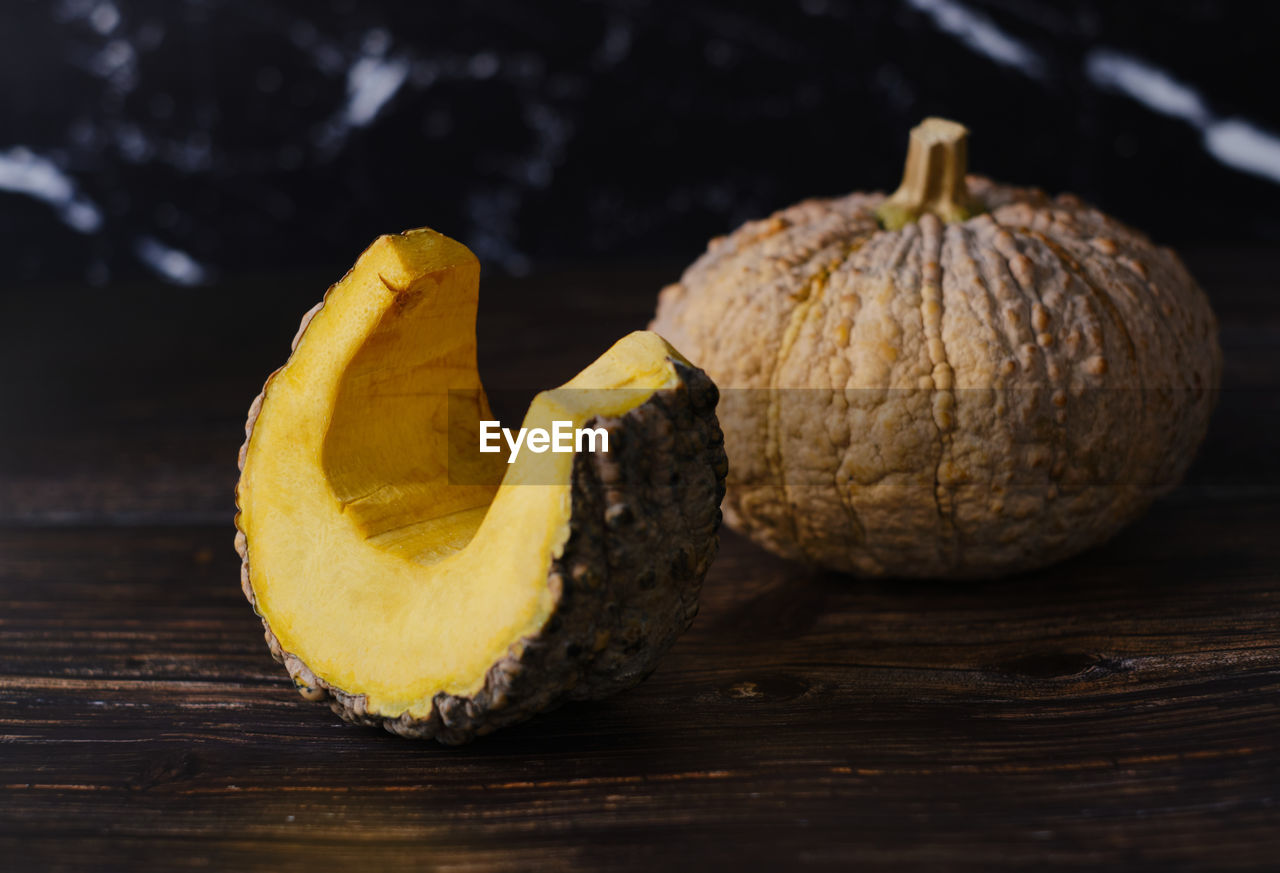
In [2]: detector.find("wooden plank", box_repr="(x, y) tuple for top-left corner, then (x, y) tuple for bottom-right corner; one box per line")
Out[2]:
(2, 493), (1279, 869)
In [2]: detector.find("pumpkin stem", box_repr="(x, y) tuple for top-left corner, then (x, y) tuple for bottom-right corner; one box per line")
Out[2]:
(875, 117), (982, 231)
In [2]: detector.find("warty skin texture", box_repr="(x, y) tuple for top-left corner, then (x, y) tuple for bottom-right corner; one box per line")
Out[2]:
(651, 176), (1221, 578)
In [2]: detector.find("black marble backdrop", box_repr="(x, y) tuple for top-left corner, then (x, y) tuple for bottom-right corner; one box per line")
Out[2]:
(1, 0), (1276, 287)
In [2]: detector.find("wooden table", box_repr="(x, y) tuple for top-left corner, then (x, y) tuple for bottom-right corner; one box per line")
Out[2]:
(2, 248), (1277, 870)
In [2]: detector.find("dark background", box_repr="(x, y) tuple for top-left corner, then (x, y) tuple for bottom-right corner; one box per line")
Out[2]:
(1, 0), (1277, 287)
(4, 4), (1280, 870)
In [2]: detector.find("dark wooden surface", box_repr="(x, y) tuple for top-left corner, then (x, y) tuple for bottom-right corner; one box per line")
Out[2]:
(2, 248), (1278, 871)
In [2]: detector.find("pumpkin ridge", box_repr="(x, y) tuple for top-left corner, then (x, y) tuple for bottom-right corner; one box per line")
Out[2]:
(1046, 224), (1198, 494)
(827, 234), (877, 568)
(960, 224), (1037, 560)
(1017, 228), (1138, 364)
(766, 260), (830, 551)
(1042, 219), (1186, 375)
(1100, 246), (1211, 485)
(1048, 230), (1168, 498)
(939, 223), (1004, 569)
(1022, 227), (1146, 505)
(670, 199), (878, 567)
(1110, 255), (1186, 372)
(918, 216), (956, 542)
(1021, 231), (1072, 510)
(993, 224), (1075, 524)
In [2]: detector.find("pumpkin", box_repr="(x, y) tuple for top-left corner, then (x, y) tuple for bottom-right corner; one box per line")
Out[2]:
(236, 229), (726, 742)
(651, 118), (1220, 578)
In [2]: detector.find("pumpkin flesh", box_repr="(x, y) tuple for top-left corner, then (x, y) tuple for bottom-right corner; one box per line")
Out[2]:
(238, 230), (693, 719)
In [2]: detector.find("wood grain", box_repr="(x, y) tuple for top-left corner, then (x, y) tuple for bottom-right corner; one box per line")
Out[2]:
(1, 248), (1278, 871)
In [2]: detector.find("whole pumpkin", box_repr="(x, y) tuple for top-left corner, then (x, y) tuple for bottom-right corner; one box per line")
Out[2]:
(651, 118), (1221, 578)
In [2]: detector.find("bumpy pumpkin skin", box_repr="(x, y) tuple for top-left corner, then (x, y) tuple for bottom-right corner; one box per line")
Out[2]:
(237, 294), (727, 744)
(651, 176), (1221, 578)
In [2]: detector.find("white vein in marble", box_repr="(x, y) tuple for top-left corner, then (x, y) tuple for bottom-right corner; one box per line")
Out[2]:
(1086, 49), (1280, 185)
(134, 236), (208, 286)
(904, 0), (1046, 79)
(344, 55), (410, 128)
(1203, 120), (1280, 186)
(0, 147), (102, 233)
(1086, 50), (1210, 126)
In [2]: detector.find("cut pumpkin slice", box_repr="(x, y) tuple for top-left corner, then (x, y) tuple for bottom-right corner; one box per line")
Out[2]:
(235, 228), (726, 743)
